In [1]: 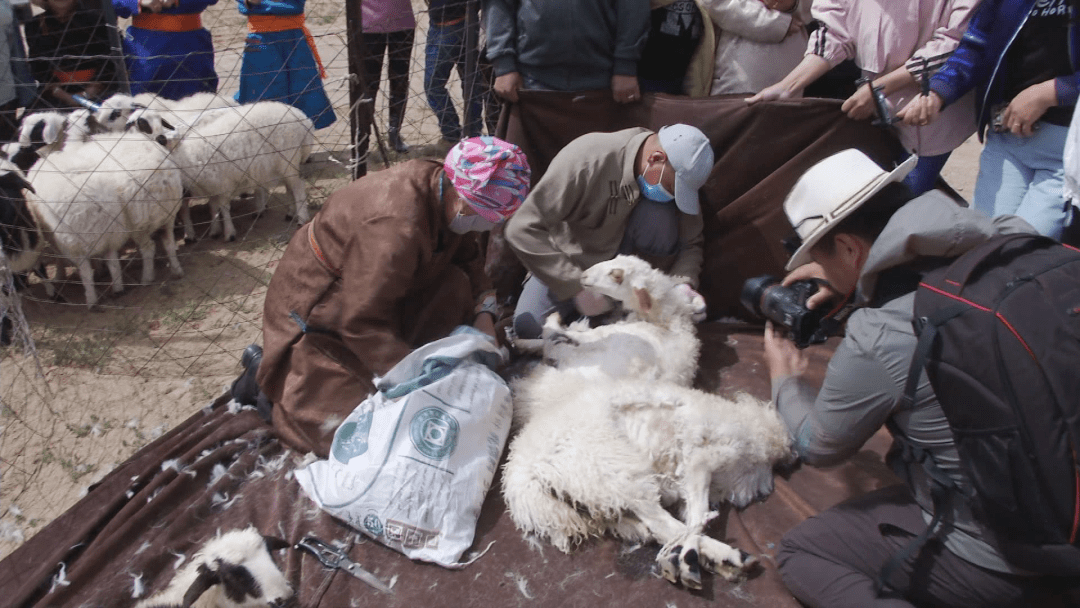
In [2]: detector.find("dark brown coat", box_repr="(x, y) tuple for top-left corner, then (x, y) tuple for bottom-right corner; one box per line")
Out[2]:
(257, 159), (489, 457)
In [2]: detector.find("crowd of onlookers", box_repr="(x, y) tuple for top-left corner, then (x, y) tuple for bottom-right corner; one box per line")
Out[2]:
(0, 0), (1075, 241)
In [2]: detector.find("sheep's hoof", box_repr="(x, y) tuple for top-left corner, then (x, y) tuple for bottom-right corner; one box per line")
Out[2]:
(225, 234), (237, 243)
(658, 541), (703, 590)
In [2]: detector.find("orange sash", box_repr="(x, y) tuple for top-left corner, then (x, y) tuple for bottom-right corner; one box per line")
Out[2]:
(53, 68), (96, 84)
(247, 14), (326, 79)
(131, 12), (202, 32)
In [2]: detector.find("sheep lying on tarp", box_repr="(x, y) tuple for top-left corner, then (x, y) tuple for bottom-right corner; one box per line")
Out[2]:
(135, 527), (292, 608)
(504, 256), (794, 589)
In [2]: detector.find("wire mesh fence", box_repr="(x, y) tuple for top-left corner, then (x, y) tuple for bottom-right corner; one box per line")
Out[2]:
(0, 0), (493, 559)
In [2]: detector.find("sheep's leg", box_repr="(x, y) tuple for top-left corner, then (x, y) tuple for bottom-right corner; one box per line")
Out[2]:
(632, 499), (752, 586)
(159, 222), (184, 278)
(208, 194), (236, 242)
(75, 258), (99, 308)
(135, 235), (156, 285)
(283, 175), (308, 224)
(180, 196), (198, 242)
(253, 186), (268, 217)
(656, 467), (718, 589)
(105, 250), (124, 295)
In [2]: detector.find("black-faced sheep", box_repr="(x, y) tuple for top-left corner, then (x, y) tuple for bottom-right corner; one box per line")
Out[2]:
(134, 527), (293, 608)
(23, 114), (184, 307)
(503, 256), (794, 590)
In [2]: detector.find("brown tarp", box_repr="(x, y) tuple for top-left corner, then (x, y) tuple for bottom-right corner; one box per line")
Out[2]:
(488, 91), (905, 318)
(3, 94), (1070, 607)
(2, 324), (902, 608)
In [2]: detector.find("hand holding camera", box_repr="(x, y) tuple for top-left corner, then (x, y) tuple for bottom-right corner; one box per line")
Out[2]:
(741, 265), (849, 349)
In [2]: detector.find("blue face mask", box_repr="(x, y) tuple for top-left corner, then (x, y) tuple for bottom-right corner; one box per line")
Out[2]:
(636, 161), (675, 203)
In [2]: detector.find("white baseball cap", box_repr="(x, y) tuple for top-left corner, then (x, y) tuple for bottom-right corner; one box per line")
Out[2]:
(783, 149), (917, 271)
(658, 124), (714, 215)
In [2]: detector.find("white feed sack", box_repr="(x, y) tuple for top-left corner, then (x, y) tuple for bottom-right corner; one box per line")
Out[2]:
(295, 328), (512, 567)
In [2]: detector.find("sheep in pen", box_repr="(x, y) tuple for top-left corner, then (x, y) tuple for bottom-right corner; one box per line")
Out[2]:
(0, 92), (315, 309)
(504, 255), (795, 589)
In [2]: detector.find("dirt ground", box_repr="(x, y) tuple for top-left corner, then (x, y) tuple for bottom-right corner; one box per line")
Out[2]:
(0, 0), (987, 560)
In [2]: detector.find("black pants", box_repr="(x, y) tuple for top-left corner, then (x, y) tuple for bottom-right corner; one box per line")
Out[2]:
(777, 485), (1076, 608)
(361, 29), (414, 133)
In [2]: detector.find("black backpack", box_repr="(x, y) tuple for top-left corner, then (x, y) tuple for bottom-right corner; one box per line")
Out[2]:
(886, 233), (1080, 584)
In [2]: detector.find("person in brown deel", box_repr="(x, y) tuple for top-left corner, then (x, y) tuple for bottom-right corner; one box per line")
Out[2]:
(233, 137), (531, 457)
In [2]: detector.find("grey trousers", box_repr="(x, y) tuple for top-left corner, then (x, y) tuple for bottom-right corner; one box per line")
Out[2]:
(777, 485), (1075, 608)
(513, 198), (681, 339)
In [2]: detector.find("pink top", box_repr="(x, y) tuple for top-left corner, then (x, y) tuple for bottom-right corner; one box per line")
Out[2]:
(807, 0), (982, 156)
(362, 0), (416, 34)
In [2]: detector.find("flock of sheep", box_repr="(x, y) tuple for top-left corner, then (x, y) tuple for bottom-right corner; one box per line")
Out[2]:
(0, 92), (315, 309)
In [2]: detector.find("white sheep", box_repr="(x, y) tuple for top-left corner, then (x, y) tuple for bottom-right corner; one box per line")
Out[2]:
(503, 256), (794, 590)
(532, 255), (702, 387)
(166, 100), (313, 242)
(23, 116), (184, 307)
(134, 527), (293, 608)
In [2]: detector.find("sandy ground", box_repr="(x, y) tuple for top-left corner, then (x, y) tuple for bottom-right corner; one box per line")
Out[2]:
(0, 0), (987, 560)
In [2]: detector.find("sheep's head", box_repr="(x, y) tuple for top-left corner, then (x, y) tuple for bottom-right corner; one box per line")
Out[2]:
(98, 93), (148, 130)
(0, 159), (39, 273)
(580, 255), (697, 322)
(5, 113), (68, 170)
(143, 527), (293, 608)
(125, 108), (179, 149)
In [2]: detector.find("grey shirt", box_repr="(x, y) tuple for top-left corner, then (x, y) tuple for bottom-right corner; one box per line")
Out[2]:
(773, 192), (1036, 573)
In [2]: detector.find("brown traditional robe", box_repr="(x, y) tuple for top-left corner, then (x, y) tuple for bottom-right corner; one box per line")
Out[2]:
(257, 159), (489, 457)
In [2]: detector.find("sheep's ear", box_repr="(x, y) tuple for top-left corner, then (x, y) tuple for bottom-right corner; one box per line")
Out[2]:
(0, 171), (35, 195)
(609, 268), (624, 285)
(634, 286), (653, 315)
(262, 535), (290, 552)
(181, 564), (222, 608)
(161, 118), (175, 132)
(40, 119), (61, 146)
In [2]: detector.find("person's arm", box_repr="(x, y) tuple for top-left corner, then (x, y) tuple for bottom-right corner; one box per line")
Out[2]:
(668, 210), (704, 288)
(484, 0), (520, 101)
(745, 53), (829, 102)
(926, 0), (997, 109)
(841, 64), (917, 120)
(503, 154), (591, 301)
(610, 0), (649, 102)
(612, 0), (649, 77)
(766, 319), (900, 467)
(112, 0), (141, 19)
(335, 215), (428, 375)
(703, 0), (792, 44)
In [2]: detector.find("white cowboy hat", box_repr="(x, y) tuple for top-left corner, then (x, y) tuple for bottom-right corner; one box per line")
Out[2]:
(783, 149), (917, 271)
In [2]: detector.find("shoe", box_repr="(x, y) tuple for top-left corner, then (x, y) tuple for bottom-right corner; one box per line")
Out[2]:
(230, 344), (263, 406)
(388, 129), (410, 154)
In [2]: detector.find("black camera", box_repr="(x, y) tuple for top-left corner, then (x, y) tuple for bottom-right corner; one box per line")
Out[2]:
(740, 275), (838, 349)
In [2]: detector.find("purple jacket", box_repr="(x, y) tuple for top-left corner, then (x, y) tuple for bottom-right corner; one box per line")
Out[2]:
(930, 0), (1080, 136)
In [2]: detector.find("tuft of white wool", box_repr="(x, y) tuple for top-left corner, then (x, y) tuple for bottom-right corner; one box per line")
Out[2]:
(166, 101), (313, 242)
(134, 528), (292, 608)
(23, 122), (184, 308)
(131, 572), (145, 598)
(503, 257), (794, 587)
(49, 562), (71, 593)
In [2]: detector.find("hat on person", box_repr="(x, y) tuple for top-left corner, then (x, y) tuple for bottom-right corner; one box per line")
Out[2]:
(444, 136), (531, 223)
(783, 149), (918, 271)
(657, 124), (714, 215)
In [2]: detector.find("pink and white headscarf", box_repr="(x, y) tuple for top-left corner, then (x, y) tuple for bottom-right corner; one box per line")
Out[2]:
(444, 136), (531, 223)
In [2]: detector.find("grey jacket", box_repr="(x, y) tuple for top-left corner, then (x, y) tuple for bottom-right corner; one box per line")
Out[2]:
(504, 128), (703, 300)
(773, 192), (1035, 573)
(483, 0), (650, 91)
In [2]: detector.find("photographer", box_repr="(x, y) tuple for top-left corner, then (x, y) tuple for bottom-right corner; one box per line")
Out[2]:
(763, 149), (1051, 607)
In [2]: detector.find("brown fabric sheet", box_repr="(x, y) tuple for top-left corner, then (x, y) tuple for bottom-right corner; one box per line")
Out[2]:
(1, 324), (907, 608)
(488, 91), (906, 318)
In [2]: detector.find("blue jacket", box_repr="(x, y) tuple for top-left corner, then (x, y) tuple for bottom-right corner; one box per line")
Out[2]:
(930, 0), (1080, 136)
